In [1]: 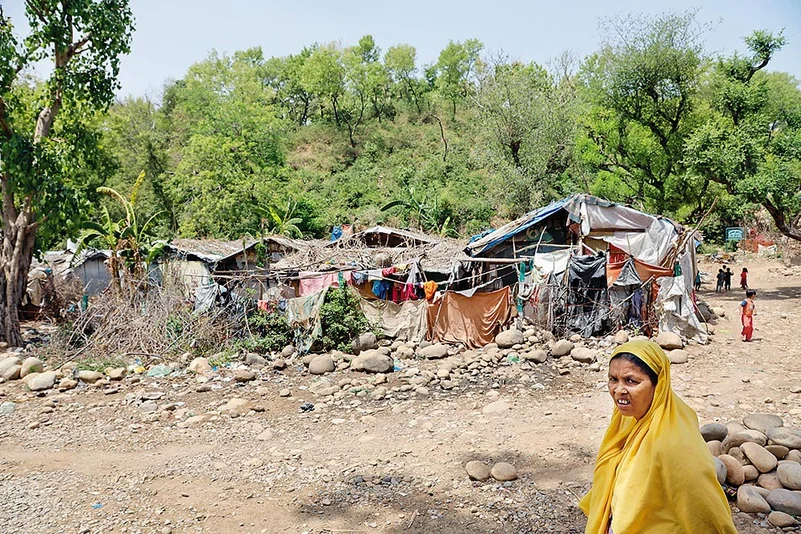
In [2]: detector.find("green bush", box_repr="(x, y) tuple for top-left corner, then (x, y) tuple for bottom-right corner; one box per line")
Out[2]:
(319, 286), (370, 352)
(243, 308), (293, 352)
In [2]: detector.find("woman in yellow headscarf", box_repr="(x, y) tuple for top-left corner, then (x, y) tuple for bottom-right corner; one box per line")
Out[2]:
(580, 340), (736, 533)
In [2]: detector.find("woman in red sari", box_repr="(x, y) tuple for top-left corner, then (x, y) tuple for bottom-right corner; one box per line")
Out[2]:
(741, 289), (756, 342)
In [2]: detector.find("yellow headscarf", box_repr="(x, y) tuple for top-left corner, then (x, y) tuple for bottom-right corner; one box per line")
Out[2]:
(579, 340), (736, 534)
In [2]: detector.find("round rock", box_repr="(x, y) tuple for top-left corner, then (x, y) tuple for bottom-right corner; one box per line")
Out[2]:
(700, 423), (728, 442)
(758, 472), (783, 491)
(20, 357), (44, 378)
(766, 427), (801, 449)
(613, 330), (629, 344)
(309, 355), (335, 375)
(766, 488), (801, 515)
(743, 413), (783, 434)
(234, 369), (256, 382)
(570, 347), (597, 364)
(787, 450), (801, 464)
(490, 462), (518, 482)
(713, 457), (727, 485)
(523, 349), (548, 364)
(655, 331), (682, 350)
(718, 454), (745, 486)
(495, 329), (524, 349)
(737, 485), (771, 514)
(777, 462), (801, 490)
(766, 445), (789, 460)
(668, 350), (689, 364)
(27, 371), (57, 392)
(419, 344), (449, 359)
(769, 511), (799, 528)
(77, 370), (104, 384)
(741, 442), (778, 473)
(551, 340), (574, 357)
(465, 461), (491, 481)
(707, 440), (722, 457)
(742, 465), (759, 481)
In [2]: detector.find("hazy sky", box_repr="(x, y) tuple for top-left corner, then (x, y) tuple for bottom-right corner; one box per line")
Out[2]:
(5, 0), (801, 99)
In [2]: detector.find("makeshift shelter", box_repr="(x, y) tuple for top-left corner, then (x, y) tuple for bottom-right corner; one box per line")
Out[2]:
(71, 249), (112, 296)
(327, 226), (438, 249)
(466, 194), (706, 343)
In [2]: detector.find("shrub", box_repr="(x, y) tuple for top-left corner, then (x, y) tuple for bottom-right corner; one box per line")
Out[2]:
(319, 286), (369, 352)
(244, 308), (293, 352)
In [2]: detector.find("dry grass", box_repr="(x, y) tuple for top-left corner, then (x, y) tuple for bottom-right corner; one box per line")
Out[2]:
(42, 273), (247, 369)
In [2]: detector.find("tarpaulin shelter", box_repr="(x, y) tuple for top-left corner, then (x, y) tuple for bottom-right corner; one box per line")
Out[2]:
(465, 194), (706, 343)
(427, 287), (513, 348)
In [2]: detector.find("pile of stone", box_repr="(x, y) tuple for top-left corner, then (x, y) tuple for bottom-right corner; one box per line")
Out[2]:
(701, 414), (801, 528)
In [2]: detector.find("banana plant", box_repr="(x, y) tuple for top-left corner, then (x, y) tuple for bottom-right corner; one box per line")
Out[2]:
(76, 172), (165, 291)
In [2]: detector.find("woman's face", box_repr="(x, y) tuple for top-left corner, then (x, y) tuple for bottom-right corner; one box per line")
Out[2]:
(608, 358), (656, 420)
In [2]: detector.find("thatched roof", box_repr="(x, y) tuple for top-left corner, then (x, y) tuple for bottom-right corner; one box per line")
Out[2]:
(272, 237), (468, 272)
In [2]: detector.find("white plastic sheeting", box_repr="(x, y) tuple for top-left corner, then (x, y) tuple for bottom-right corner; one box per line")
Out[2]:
(578, 203), (678, 266)
(533, 249), (572, 276)
(655, 246), (708, 344)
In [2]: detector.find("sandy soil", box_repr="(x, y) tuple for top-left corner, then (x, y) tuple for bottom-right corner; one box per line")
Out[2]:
(0, 257), (799, 534)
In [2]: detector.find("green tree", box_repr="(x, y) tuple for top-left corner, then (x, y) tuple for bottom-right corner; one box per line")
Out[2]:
(685, 31), (801, 241)
(474, 54), (579, 214)
(385, 44), (422, 113)
(578, 12), (710, 217)
(0, 1), (133, 345)
(434, 39), (483, 118)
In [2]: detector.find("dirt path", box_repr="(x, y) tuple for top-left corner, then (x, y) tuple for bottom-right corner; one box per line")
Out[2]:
(1, 258), (799, 533)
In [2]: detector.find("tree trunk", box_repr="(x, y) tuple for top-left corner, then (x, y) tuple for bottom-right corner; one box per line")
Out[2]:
(763, 201), (801, 243)
(0, 202), (36, 347)
(509, 140), (522, 168)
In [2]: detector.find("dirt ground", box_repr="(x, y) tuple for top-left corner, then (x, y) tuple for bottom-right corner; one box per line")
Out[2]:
(1, 257), (799, 534)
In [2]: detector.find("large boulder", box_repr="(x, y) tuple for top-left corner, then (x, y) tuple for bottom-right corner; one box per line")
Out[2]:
(495, 329), (524, 349)
(351, 333), (378, 354)
(308, 355), (335, 375)
(668, 350), (689, 364)
(700, 423), (728, 442)
(777, 462), (801, 490)
(0, 357), (22, 380)
(718, 454), (745, 486)
(766, 427), (801, 449)
(551, 340), (574, 357)
(741, 442), (778, 473)
(419, 344), (449, 360)
(523, 349), (548, 364)
(655, 331), (682, 350)
(570, 347), (597, 364)
(351, 350), (394, 374)
(27, 371), (58, 392)
(189, 357), (212, 374)
(743, 413), (783, 434)
(737, 485), (771, 513)
(20, 357), (44, 378)
(767, 489), (801, 516)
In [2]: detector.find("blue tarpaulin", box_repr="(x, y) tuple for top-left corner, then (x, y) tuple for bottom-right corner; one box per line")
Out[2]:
(464, 198), (568, 257)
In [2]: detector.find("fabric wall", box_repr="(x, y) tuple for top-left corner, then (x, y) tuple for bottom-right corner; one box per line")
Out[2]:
(567, 253), (609, 338)
(286, 288), (329, 351)
(359, 298), (427, 342)
(427, 287), (512, 348)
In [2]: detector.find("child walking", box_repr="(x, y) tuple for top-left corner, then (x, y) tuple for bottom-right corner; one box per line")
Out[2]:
(716, 269), (725, 293)
(740, 289), (757, 342)
(740, 267), (748, 290)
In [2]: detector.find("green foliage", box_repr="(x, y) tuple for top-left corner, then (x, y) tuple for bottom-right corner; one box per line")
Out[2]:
(319, 286), (369, 352)
(76, 356), (127, 372)
(90, 19), (801, 246)
(76, 175), (166, 286)
(243, 308), (293, 352)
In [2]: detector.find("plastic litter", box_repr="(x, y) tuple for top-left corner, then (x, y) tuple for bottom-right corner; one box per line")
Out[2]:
(506, 354), (520, 363)
(299, 402), (315, 413)
(91, 503), (103, 509)
(146, 365), (172, 378)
